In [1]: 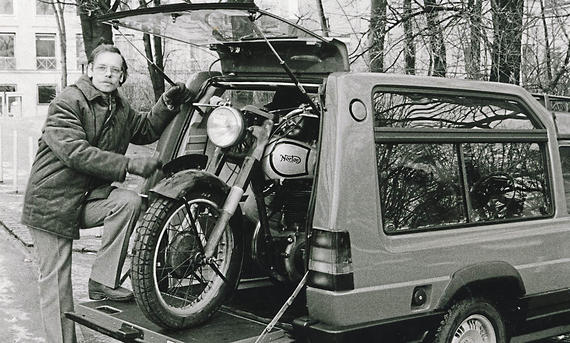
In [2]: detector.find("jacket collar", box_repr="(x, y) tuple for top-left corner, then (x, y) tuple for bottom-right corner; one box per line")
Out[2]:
(74, 75), (123, 107)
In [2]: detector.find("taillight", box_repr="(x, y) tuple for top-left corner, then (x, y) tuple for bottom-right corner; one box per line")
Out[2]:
(308, 228), (354, 291)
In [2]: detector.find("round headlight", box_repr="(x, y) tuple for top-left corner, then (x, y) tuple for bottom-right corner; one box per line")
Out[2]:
(206, 106), (244, 148)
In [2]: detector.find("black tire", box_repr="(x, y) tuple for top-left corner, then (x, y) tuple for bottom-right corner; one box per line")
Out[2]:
(432, 297), (507, 343)
(131, 188), (243, 329)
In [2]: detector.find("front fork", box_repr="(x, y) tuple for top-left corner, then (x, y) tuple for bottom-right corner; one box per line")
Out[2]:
(202, 119), (274, 260)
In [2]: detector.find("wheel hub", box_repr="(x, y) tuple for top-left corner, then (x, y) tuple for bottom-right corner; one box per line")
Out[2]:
(452, 315), (496, 343)
(166, 232), (202, 278)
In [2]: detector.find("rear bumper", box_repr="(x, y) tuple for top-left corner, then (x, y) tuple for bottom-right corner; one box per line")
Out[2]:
(292, 311), (444, 343)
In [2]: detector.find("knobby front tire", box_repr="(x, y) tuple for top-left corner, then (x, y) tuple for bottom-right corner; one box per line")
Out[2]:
(131, 189), (243, 329)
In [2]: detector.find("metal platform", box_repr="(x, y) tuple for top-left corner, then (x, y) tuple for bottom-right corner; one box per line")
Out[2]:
(66, 280), (304, 343)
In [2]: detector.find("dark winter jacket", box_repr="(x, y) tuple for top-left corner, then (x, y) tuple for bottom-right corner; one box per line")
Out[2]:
(21, 75), (176, 239)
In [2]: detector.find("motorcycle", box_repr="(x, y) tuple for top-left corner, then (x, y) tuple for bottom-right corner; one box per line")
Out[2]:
(98, 1), (351, 330)
(130, 88), (320, 329)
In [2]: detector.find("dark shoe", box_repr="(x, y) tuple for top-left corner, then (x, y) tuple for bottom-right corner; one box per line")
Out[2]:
(88, 279), (134, 302)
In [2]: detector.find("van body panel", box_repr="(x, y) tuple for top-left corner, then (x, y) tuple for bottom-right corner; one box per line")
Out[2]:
(308, 73), (570, 328)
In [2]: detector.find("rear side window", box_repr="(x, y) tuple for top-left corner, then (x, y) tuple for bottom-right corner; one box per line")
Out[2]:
(559, 146), (570, 212)
(374, 92), (536, 129)
(374, 89), (552, 233)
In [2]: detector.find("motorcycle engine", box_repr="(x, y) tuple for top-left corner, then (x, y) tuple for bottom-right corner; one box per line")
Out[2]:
(247, 103), (319, 283)
(246, 175), (313, 283)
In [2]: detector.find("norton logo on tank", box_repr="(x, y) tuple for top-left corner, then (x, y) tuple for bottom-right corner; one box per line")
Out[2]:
(280, 154), (302, 164)
(262, 139), (317, 179)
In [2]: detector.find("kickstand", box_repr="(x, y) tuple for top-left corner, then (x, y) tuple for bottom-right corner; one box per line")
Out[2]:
(254, 272), (308, 343)
(119, 269), (131, 286)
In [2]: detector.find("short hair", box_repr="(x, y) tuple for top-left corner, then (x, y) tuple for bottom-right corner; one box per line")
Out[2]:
(88, 44), (128, 84)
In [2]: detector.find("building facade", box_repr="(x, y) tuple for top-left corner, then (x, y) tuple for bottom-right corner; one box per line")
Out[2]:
(0, 0), (85, 119)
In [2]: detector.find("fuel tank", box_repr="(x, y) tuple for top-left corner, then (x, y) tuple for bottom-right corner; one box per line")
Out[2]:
(261, 138), (316, 180)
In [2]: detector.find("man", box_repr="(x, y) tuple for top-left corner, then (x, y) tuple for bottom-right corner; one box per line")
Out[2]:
(21, 44), (192, 343)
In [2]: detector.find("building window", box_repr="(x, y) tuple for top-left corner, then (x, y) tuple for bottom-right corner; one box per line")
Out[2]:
(36, 33), (56, 70)
(38, 85), (56, 104)
(0, 0), (13, 14)
(0, 84), (15, 116)
(374, 89), (551, 233)
(36, 0), (54, 15)
(0, 33), (15, 70)
(76, 34), (87, 71)
(0, 84), (15, 92)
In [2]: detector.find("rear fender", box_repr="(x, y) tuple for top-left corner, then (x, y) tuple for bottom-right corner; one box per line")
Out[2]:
(437, 261), (525, 309)
(150, 169), (230, 201)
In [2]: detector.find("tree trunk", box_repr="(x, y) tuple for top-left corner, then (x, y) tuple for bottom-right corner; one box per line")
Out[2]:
(316, 0), (330, 37)
(539, 0), (552, 84)
(490, 0), (523, 84)
(466, 0), (482, 79)
(403, 0), (415, 75)
(77, 0), (113, 59)
(424, 0), (446, 77)
(138, 0), (165, 102)
(369, 0), (387, 72)
(52, 0), (67, 88)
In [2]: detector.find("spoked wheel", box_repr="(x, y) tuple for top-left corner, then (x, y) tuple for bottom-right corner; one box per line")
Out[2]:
(432, 297), (507, 343)
(131, 189), (243, 329)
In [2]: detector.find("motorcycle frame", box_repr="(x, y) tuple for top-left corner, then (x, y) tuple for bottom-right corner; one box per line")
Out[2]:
(202, 119), (275, 260)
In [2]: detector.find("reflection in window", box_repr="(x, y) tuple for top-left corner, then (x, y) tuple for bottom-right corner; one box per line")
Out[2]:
(38, 85), (56, 104)
(377, 142), (551, 233)
(36, 33), (56, 70)
(0, 33), (15, 69)
(464, 143), (550, 221)
(377, 144), (465, 232)
(0, 0), (13, 14)
(373, 91), (535, 130)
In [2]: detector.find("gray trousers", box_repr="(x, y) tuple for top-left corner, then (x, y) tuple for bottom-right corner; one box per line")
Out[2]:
(29, 188), (142, 343)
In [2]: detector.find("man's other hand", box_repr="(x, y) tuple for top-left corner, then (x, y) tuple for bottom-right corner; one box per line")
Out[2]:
(163, 82), (194, 109)
(127, 157), (162, 177)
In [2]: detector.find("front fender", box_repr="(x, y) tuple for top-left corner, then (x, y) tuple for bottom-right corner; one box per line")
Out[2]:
(150, 169), (230, 200)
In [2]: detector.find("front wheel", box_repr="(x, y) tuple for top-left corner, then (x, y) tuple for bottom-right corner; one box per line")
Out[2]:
(432, 297), (507, 343)
(131, 189), (243, 329)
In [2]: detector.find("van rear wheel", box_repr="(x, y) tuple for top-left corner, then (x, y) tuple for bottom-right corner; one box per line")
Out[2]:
(432, 297), (506, 343)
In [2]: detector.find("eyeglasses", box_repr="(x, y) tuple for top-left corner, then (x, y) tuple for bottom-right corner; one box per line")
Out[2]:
(93, 64), (123, 76)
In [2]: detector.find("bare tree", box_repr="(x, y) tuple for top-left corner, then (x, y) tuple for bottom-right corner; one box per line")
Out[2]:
(403, 0), (415, 74)
(138, 0), (164, 102)
(369, 0), (387, 72)
(77, 0), (113, 58)
(466, 0), (482, 79)
(490, 0), (524, 84)
(424, 0), (447, 77)
(537, 0), (570, 92)
(38, 0), (70, 88)
(51, 0), (68, 88)
(316, 0), (330, 37)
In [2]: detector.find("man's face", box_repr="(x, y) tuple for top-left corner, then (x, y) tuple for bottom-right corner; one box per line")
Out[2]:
(87, 51), (124, 93)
